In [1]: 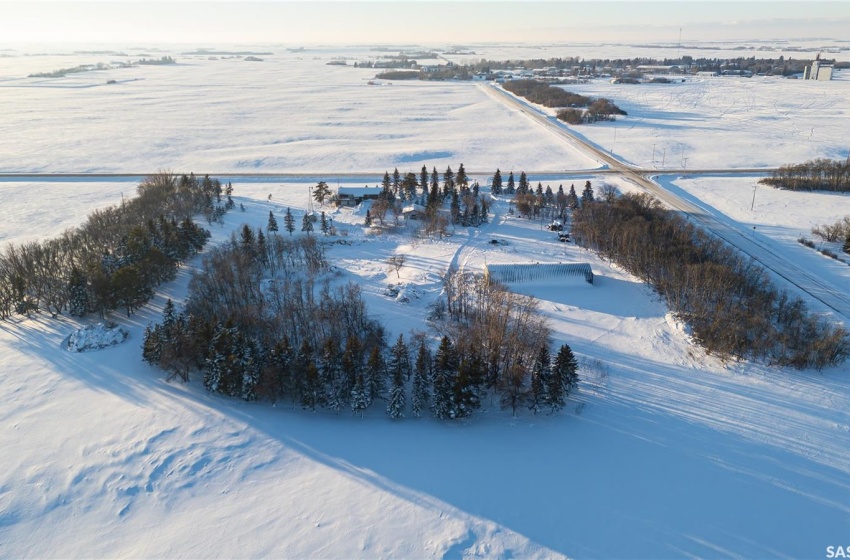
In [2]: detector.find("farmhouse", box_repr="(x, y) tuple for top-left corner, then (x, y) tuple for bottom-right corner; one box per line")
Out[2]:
(335, 186), (383, 207)
(484, 262), (594, 285)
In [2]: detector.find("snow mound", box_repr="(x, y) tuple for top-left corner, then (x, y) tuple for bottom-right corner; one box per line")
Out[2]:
(66, 322), (129, 352)
(384, 282), (419, 303)
(665, 312), (693, 338)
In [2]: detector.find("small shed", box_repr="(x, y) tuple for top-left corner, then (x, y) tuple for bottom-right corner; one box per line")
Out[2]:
(402, 203), (427, 221)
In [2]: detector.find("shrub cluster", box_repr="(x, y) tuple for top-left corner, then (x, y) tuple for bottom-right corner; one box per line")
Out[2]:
(0, 173), (225, 320)
(572, 193), (849, 369)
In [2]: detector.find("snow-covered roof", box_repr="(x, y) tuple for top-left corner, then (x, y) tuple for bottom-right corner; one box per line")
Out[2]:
(337, 186), (382, 197)
(484, 262), (593, 285)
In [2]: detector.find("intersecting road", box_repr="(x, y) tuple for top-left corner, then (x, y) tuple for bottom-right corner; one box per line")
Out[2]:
(2, 83), (847, 319)
(480, 83), (850, 321)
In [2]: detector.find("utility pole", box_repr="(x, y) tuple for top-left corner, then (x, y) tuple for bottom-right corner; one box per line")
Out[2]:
(751, 183), (758, 211)
(661, 147), (666, 167)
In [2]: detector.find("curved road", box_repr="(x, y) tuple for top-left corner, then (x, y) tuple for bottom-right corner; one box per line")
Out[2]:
(481, 83), (850, 321)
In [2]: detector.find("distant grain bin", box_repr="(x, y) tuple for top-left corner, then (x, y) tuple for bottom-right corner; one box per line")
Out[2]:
(484, 262), (594, 285)
(803, 56), (834, 81)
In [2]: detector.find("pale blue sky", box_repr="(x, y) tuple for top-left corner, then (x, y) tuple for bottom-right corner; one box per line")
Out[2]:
(1, 1), (847, 45)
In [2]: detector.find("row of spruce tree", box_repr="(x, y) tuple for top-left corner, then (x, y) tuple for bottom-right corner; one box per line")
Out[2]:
(142, 219), (580, 419)
(0, 173), (225, 320)
(358, 164), (491, 232)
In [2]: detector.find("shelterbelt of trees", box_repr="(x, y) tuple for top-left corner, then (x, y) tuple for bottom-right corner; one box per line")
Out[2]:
(502, 80), (626, 124)
(0, 172), (229, 320)
(142, 166), (581, 421)
(142, 230), (579, 419)
(760, 158), (850, 192)
(572, 192), (849, 370)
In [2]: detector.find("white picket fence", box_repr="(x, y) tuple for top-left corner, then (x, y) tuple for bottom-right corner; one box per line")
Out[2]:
(484, 262), (594, 285)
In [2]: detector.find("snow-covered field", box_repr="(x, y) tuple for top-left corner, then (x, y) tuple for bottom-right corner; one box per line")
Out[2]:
(2, 43), (850, 559)
(547, 72), (850, 170)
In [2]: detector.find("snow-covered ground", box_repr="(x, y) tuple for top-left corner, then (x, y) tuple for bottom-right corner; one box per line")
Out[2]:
(551, 72), (850, 170)
(2, 43), (850, 558)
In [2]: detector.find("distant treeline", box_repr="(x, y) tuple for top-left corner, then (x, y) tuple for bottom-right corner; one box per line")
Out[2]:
(759, 158), (850, 192)
(572, 193), (849, 370)
(0, 173), (230, 320)
(137, 56), (175, 65)
(28, 57), (174, 78)
(453, 55), (849, 77)
(502, 80), (626, 124)
(374, 70), (420, 80)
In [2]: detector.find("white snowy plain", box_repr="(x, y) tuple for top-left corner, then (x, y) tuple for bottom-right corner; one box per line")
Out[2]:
(2, 43), (850, 559)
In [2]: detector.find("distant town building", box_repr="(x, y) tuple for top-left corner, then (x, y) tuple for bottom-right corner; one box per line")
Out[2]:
(803, 56), (834, 81)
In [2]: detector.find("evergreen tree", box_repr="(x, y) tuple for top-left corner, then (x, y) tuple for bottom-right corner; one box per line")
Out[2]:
(320, 211), (329, 235)
(411, 340), (431, 418)
(491, 168), (503, 195)
(365, 345), (387, 402)
(68, 266), (89, 317)
(298, 341), (321, 411)
(238, 333), (260, 401)
(365, 209), (373, 227)
(507, 171), (516, 194)
(450, 191), (461, 224)
(442, 166), (454, 199)
(225, 182), (234, 209)
(518, 171), (529, 195)
(430, 166), (440, 196)
(340, 335), (361, 409)
(319, 337), (343, 412)
(313, 181), (332, 207)
(262, 337), (294, 403)
(454, 349), (484, 418)
(350, 372), (371, 417)
(402, 172), (418, 200)
(161, 298), (177, 332)
(111, 264), (152, 317)
(284, 207), (295, 235)
(141, 324), (162, 366)
(256, 229), (267, 265)
(550, 343), (579, 412)
(420, 165), (429, 197)
(386, 335), (409, 419)
(392, 167), (401, 196)
(431, 336), (457, 419)
(382, 171), (391, 192)
(456, 163), (468, 190)
(301, 212), (314, 234)
(528, 345), (551, 414)
(581, 180), (594, 206)
(267, 210), (279, 233)
(204, 322), (235, 394)
(568, 184), (579, 208)
(389, 334), (411, 380)
(240, 224), (255, 254)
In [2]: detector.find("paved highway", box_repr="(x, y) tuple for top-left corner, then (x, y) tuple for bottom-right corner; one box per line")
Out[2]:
(481, 83), (850, 320)
(2, 84), (846, 318)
